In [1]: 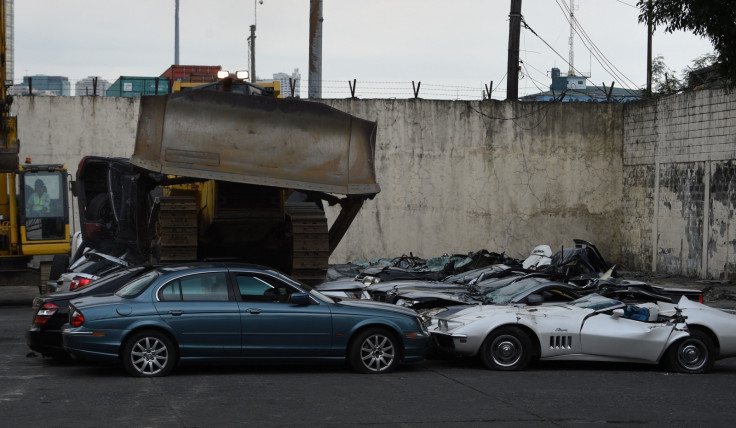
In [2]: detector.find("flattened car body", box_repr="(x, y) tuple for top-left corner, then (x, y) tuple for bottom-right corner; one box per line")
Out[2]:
(426, 294), (736, 372)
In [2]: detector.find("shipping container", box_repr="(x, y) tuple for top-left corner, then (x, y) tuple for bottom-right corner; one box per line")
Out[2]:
(160, 65), (221, 83)
(106, 76), (170, 97)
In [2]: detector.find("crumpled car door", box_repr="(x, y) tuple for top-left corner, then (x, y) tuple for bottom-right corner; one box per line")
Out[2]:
(579, 313), (676, 362)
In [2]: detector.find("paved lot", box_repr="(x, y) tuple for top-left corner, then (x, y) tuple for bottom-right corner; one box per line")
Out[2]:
(3, 290), (736, 427)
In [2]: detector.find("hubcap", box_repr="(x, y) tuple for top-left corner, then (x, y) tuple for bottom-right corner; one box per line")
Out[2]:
(678, 340), (707, 371)
(491, 335), (522, 367)
(130, 337), (169, 375)
(360, 334), (396, 372)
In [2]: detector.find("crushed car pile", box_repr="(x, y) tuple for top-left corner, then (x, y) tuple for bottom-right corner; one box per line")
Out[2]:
(316, 239), (704, 313)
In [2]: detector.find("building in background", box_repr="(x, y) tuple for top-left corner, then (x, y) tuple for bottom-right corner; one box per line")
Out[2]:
(75, 76), (111, 96)
(11, 75), (71, 96)
(106, 76), (169, 97)
(272, 69), (301, 98)
(520, 68), (643, 102)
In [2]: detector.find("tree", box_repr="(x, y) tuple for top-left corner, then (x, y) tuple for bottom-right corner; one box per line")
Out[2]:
(651, 55), (682, 94)
(637, 0), (736, 84)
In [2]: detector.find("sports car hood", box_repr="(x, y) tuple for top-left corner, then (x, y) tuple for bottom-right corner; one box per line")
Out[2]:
(432, 303), (583, 322)
(337, 298), (420, 317)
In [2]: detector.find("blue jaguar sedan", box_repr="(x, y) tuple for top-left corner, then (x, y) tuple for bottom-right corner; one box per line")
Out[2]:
(62, 263), (429, 377)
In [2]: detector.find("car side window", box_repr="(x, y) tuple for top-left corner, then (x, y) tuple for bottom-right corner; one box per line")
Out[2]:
(159, 273), (230, 301)
(236, 274), (293, 303)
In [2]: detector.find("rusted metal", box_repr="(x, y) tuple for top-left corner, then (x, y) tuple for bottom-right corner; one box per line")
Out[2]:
(132, 90), (380, 196)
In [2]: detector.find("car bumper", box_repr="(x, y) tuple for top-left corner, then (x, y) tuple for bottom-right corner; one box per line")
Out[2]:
(62, 327), (121, 362)
(26, 327), (65, 356)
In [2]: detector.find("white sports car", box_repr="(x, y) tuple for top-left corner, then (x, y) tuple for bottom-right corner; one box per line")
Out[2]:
(427, 294), (736, 373)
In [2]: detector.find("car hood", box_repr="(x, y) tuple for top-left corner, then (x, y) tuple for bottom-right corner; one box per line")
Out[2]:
(433, 302), (581, 322)
(336, 298), (420, 317)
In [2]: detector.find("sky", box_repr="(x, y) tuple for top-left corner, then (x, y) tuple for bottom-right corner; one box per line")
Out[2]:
(12, 0), (716, 99)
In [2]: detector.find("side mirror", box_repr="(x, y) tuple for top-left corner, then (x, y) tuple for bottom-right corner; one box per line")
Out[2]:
(290, 292), (312, 306)
(526, 294), (544, 306)
(611, 308), (624, 318)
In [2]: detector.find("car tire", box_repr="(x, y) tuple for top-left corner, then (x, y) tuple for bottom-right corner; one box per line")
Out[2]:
(664, 329), (715, 374)
(348, 328), (399, 374)
(480, 326), (533, 371)
(49, 254), (70, 281)
(122, 330), (177, 377)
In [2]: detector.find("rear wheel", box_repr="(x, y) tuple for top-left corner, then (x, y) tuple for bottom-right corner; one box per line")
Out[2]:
(349, 328), (399, 374)
(49, 254), (69, 281)
(664, 329), (715, 374)
(480, 326), (533, 371)
(123, 330), (177, 377)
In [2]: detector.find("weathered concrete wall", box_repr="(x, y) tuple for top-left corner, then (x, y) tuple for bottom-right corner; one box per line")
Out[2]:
(321, 99), (624, 263)
(623, 88), (736, 280)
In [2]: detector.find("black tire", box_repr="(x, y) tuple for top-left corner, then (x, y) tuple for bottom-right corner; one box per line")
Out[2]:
(348, 328), (400, 374)
(664, 329), (715, 374)
(480, 326), (533, 371)
(122, 330), (177, 377)
(49, 254), (69, 281)
(87, 193), (112, 221)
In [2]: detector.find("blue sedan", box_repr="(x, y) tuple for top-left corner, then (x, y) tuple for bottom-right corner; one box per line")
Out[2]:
(62, 263), (429, 377)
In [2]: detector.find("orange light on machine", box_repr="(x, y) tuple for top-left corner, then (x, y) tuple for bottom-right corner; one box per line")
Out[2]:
(25, 157), (31, 164)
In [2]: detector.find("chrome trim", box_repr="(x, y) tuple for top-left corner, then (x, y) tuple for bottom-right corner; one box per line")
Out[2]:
(61, 330), (96, 336)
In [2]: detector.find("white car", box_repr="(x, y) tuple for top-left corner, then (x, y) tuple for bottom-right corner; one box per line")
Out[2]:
(427, 294), (736, 373)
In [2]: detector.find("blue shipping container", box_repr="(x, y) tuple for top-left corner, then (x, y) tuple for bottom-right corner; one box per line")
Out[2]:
(106, 76), (170, 97)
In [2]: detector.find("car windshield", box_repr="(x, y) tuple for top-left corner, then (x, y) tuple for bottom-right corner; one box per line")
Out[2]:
(568, 293), (624, 311)
(115, 271), (159, 298)
(483, 277), (549, 304)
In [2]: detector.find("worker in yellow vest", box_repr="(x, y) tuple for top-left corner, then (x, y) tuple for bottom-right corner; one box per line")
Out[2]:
(28, 179), (51, 217)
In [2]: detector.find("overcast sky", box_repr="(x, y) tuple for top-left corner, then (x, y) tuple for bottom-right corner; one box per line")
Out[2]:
(13, 0), (715, 99)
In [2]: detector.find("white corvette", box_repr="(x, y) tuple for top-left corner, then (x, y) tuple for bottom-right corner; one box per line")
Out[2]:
(427, 294), (736, 373)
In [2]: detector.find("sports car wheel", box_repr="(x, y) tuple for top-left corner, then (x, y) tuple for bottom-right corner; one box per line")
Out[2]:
(349, 328), (399, 374)
(123, 330), (177, 377)
(480, 326), (533, 371)
(665, 329), (715, 374)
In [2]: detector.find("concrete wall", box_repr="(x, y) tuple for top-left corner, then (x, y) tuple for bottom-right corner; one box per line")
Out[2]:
(12, 90), (733, 279)
(321, 99), (623, 263)
(622, 89), (736, 280)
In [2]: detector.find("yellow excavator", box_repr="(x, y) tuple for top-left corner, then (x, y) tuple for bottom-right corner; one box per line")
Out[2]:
(0, 2), (71, 292)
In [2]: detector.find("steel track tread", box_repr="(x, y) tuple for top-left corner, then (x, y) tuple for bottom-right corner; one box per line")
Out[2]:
(157, 196), (198, 262)
(285, 202), (329, 284)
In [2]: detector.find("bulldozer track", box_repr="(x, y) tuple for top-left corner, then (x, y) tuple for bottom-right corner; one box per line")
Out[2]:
(155, 196), (198, 262)
(286, 202), (329, 285)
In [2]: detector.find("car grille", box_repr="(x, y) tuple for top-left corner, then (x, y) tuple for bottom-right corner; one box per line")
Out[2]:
(432, 333), (455, 349)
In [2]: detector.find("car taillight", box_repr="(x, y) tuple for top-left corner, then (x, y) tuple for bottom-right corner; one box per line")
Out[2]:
(70, 309), (85, 327)
(70, 276), (94, 290)
(33, 302), (59, 324)
(699, 294), (704, 304)
(84, 223), (102, 239)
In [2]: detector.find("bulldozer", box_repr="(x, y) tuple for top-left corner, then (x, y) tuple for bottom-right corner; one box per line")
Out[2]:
(74, 79), (379, 284)
(0, 2), (71, 292)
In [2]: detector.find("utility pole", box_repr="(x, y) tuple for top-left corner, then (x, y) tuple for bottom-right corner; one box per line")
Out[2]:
(308, 0), (323, 99)
(249, 25), (256, 83)
(174, 0), (179, 65)
(506, 0), (522, 100)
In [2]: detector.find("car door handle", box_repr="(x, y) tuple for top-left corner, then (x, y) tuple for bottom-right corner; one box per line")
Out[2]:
(168, 310), (183, 316)
(245, 308), (262, 314)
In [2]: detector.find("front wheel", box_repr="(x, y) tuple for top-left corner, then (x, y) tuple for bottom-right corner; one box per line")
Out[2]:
(349, 328), (399, 374)
(122, 330), (177, 377)
(480, 326), (533, 371)
(664, 329), (715, 374)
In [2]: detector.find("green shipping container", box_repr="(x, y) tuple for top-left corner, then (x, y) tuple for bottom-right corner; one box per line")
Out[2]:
(106, 76), (170, 97)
